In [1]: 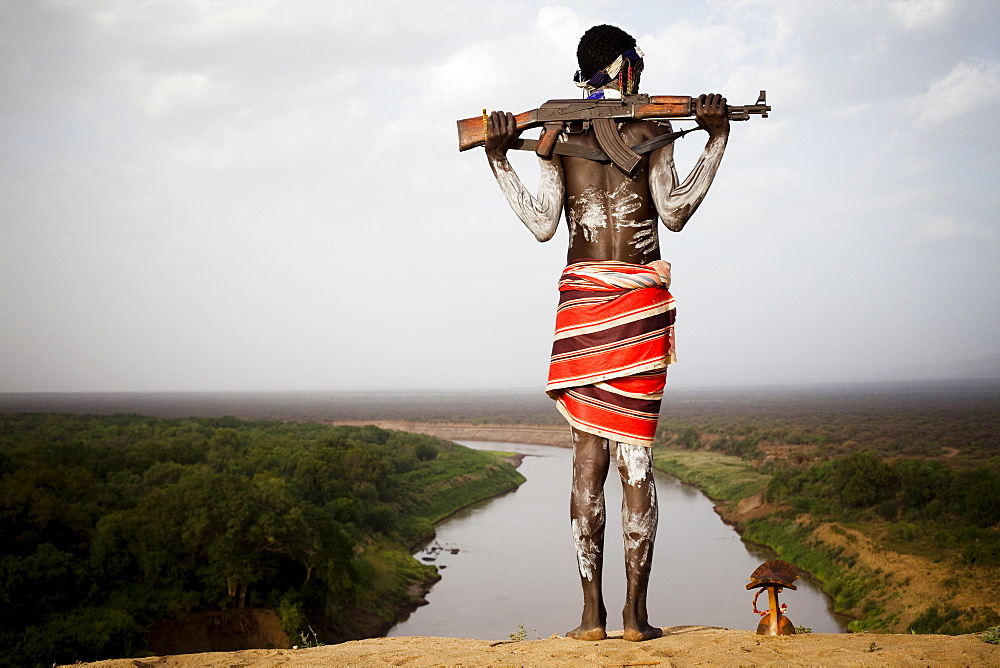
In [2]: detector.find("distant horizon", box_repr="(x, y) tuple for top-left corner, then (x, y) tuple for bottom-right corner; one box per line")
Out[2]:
(3, 374), (998, 405)
(4, 349), (999, 396)
(3, 370), (999, 397)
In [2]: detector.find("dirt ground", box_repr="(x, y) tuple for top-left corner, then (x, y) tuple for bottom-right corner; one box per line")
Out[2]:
(66, 626), (999, 667)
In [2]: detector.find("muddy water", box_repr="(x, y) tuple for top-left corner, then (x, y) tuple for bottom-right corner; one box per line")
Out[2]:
(389, 441), (850, 640)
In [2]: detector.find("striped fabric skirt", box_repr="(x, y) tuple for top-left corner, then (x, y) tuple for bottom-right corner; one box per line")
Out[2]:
(546, 260), (676, 447)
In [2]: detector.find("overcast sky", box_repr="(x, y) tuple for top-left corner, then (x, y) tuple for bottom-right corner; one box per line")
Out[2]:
(2, 0), (998, 393)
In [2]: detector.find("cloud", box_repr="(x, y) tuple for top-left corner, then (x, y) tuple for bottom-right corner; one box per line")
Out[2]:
(142, 71), (224, 117)
(889, 0), (953, 30)
(907, 216), (997, 244)
(908, 59), (1000, 128)
(534, 5), (586, 45)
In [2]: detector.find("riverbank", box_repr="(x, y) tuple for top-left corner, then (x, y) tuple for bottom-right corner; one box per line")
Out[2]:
(652, 447), (1000, 634)
(64, 626), (1000, 667)
(339, 421), (999, 636)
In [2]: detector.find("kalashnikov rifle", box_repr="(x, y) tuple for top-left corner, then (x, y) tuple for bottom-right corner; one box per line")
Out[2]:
(457, 91), (770, 174)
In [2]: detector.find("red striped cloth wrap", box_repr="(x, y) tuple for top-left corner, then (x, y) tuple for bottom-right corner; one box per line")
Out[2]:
(546, 260), (676, 447)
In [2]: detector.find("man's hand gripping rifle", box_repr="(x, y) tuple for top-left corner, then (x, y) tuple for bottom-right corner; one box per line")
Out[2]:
(457, 91), (770, 174)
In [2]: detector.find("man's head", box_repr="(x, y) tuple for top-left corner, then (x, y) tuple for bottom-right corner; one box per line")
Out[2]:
(575, 25), (643, 94)
(577, 25), (636, 81)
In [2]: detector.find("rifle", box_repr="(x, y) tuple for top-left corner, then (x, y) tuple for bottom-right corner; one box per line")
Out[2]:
(457, 91), (770, 174)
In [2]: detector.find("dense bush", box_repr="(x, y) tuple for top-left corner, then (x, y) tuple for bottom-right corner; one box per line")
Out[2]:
(830, 451), (897, 508)
(766, 451), (1000, 528)
(0, 414), (523, 666)
(908, 604), (1000, 635)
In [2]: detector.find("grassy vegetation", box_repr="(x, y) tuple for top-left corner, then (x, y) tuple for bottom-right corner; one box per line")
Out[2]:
(908, 605), (1000, 636)
(653, 448), (770, 501)
(396, 446), (527, 527)
(342, 540), (438, 629)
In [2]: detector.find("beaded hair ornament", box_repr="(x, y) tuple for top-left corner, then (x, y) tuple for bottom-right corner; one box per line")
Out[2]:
(574, 46), (644, 97)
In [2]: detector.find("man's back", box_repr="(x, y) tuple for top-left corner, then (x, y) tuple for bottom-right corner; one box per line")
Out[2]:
(484, 93), (727, 258)
(560, 120), (666, 265)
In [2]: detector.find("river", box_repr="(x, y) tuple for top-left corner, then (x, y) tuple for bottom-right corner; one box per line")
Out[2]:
(389, 441), (850, 640)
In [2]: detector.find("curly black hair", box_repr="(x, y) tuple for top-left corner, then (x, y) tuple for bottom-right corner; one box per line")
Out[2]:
(577, 24), (637, 80)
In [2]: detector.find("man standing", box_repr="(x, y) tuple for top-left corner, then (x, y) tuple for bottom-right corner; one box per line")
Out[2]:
(484, 24), (729, 641)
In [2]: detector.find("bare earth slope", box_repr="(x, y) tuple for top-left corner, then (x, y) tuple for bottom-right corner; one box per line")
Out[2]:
(66, 627), (998, 667)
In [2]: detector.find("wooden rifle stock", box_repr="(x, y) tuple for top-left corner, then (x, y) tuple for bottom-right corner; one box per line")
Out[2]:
(457, 91), (770, 152)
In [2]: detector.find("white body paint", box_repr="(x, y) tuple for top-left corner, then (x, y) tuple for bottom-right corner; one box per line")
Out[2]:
(609, 185), (641, 221)
(571, 439), (607, 581)
(622, 502), (657, 568)
(650, 132), (728, 232)
(631, 226), (658, 253)
(617, 443), (657, 568)
(487, 121), (727, 247)
(488, 154), (563, 241)
(567, 186), (607, 242)
(613, 215), (659, 254)
(616, 443), (651, 488)
(572, 517), (600, 581)
(569, 182), (655, 245)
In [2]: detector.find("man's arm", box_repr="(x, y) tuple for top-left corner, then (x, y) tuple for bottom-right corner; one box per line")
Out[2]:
(649, 94), (729, 232)
(485, 111), (564, 242)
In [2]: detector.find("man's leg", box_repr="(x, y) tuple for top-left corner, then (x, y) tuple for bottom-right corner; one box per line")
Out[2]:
(616, 442), (662, 641)
(567, 428), (610, 640)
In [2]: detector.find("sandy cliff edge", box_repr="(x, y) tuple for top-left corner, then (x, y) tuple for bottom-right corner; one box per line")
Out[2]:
(64, 626), (999, 667)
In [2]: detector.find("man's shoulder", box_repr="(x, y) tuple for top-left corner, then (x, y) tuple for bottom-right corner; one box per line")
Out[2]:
(623, 119), (672, 141)
(560, 119), (669, 146)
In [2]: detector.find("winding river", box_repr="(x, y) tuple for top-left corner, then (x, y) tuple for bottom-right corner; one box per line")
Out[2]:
(389, 441), (849, 640)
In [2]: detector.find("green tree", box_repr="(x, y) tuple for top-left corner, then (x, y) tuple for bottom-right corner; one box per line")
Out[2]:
(831, 451), (897, 508)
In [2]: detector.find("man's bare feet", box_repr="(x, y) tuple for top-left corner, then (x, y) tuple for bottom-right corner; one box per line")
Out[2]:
(622, 623), (663, 642)
(566, 624), (607, 641)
